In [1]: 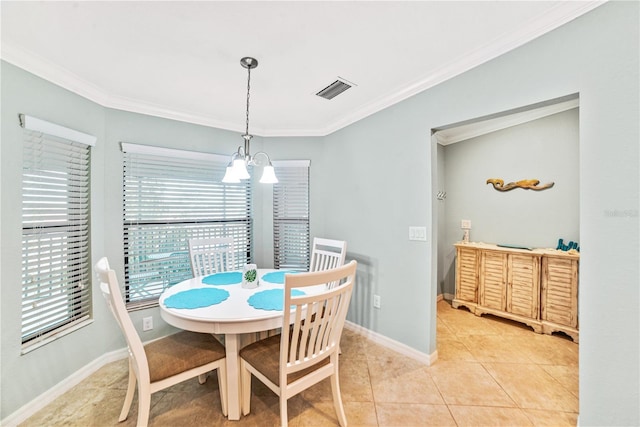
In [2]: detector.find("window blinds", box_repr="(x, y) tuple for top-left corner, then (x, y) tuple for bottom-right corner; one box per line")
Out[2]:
(273, 161), (310, 270)
(21, 117), (94, 350)
(122, 143), (252, 309)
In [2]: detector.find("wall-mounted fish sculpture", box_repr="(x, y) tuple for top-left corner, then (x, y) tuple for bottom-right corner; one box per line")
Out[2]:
(486, 178), (554, 191)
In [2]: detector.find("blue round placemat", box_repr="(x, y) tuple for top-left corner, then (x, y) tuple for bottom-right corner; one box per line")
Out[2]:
(247, 289), (305, 311)
(202, 271), (242, 285)
(260, 270), (300, 284)
(164, 288), (230, 309)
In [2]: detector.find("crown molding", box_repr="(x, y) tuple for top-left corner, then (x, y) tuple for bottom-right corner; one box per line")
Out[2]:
(1, 41), (109, 105)
(105, 93), (253, 135)
(1, 1), (604, 138)
(1, 41), (254, 134)
(319, 1), (605, 136)
(434, 98), (579, 145)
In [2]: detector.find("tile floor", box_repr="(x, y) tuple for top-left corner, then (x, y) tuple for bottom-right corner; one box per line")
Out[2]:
(20, 300), (579, 426)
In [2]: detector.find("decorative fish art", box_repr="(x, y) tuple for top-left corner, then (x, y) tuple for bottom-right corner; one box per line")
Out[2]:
(486, 178), (554, 192)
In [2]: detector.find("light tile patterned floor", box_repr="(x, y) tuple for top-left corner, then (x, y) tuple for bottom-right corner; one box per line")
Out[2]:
(20, 300), (578, 426)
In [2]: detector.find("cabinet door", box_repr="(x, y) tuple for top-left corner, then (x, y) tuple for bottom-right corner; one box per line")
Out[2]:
(507, 254), (540, 319)
(456, 247), (478, 303)
(479, 251), (507, 310)
(541, 257), (578, 327)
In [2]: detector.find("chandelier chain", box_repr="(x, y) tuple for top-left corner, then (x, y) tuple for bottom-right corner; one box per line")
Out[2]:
(245, 65), (251, 137)
(222, 56), (277, 184)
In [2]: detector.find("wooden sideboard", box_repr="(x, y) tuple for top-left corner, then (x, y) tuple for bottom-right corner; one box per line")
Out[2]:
(453, 242), (579, 342)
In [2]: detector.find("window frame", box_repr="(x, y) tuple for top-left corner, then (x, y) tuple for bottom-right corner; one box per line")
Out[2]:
(272, 160), (311, 270)
(20, 114), (96, 353)
(121, 142), (253, 310)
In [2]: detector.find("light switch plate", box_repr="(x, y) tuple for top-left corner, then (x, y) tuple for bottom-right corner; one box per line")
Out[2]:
(409, 226), (427, 241)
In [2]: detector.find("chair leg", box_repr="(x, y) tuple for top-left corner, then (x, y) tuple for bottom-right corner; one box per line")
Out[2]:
(330, 371), (347, 427)
(279, 395), (288, 427)
(240, 360), (252, 416)
(119, 361), (137, 422)
(136, 381), (151, 427)
(218, 363), (228, 417)
(198, 373), (208, 384)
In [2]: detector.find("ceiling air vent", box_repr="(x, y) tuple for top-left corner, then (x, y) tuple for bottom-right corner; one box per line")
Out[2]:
(316, 78), (353, 100)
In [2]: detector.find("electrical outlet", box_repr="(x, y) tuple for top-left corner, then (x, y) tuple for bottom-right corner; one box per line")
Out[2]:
(373, 295), (381, 309)
(461, 219), (471, 229)
(143, 316), (153, 331)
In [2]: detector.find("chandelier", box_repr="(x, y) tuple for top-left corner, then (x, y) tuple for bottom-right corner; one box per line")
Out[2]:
(222, 57), (278, 184)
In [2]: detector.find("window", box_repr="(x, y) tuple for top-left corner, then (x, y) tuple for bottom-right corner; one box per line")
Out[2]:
(20, 114), (96, 351)
(273, 160), (310, 270)
(122, 143), (252, 309)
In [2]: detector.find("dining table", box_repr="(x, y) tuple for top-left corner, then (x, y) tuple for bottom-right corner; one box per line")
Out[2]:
(158, 268), (323, 421)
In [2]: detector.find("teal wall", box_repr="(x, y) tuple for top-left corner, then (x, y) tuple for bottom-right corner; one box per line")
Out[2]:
(321, 2), (638, 425)
(1, 61), (112, 419)
(439, 108), (580, 297)
(0, 62), (322, 419)
(1, 2), (638, 425)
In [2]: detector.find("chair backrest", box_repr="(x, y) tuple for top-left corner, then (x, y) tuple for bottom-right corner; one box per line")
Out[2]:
(188, 237), (236, 277)
(95, 257), (150, 383)
(280, 260), (357, 381)
(309, 238), (347, 272)
(309, 238), (347, 289)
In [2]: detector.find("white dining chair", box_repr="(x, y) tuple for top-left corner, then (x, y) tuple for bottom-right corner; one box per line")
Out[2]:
(310, 237), (347, 288)
(188, 236), (236, 277)
(239, 261), (357, 427)
(95, 257), (228, 427)
(310, 237), (347, 271)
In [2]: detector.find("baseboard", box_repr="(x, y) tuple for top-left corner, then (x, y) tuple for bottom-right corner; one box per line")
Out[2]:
(344, 321), (437, 366)
(1, 348), (128, 427)
(4, 323), (438, 425)
(438, 292), (455, 302)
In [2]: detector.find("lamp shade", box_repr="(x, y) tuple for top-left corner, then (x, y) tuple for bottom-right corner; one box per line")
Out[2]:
(259, 165), (278, 184)
(233, 158), (250, 179)
(222, 165), (240, 183)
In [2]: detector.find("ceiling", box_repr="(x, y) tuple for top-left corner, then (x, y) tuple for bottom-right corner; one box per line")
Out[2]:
(1, 1), (603, 137)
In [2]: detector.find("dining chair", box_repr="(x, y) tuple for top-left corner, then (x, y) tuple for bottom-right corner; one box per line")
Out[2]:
(188, 236), (236, 277)
(95, 257), (228, 427)
(309, 237), (347, 272)
(239, 260), (357, 427)
(310, 237), (347, 290)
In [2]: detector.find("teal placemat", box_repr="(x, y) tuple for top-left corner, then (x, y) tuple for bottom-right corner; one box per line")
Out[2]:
(202, 271), (242, 285)
(164, 288), (230, 309)
(260, 270), (300, 284)
(247, 289), (305, 311)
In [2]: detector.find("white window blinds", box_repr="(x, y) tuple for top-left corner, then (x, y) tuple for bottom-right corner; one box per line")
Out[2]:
(121, 143), (252, 309)
(20, 115), (95, 350)
(273, 160), (310, 270)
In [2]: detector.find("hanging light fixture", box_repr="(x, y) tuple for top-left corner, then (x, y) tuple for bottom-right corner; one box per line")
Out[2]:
(222, 57), (278, 184)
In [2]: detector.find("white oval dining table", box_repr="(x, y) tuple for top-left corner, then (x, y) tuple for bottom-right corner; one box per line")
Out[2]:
(159, 269), (322, 421)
